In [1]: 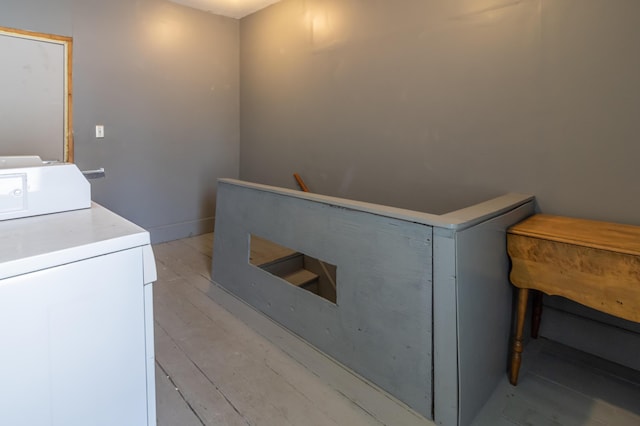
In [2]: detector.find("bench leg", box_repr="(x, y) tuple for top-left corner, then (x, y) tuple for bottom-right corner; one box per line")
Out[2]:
(510, 288), (529, 386)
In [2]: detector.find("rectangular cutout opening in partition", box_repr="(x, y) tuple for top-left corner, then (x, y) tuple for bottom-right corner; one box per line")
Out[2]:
(249, 235), (337, 304)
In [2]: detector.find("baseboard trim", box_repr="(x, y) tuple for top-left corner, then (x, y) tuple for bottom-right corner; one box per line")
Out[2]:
(149, 217), (215, 244)
(540, 306), (640, 371)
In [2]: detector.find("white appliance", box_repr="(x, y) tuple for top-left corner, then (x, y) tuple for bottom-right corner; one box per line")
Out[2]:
(0, 158), (157, 426)
(0, 156), (91, 221)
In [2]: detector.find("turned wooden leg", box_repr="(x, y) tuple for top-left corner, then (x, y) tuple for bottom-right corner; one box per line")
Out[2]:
(510, 288), (529, 386)
(531, 290), (543, 339)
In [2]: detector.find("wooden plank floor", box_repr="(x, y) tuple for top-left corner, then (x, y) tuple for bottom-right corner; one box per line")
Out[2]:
(249, 235), (297, 266)
(153, 233), (640, 426)
(472, 334), (640, 425)
(152, 233), (392, 426)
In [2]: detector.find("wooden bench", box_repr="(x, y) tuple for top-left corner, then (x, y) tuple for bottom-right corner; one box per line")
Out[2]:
(506, 214), (640, 385)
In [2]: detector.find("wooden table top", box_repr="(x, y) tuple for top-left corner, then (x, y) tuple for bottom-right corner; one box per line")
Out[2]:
(508, 214), (640, 256)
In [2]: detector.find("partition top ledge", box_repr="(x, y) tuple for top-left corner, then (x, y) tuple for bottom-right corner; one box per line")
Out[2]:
(218, 179), (534, 231)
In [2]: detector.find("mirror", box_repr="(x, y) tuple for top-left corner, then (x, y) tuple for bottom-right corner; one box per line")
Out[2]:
(0, 26), (73, 162)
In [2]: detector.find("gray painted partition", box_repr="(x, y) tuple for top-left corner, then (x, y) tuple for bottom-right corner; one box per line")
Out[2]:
(454, 204), (534, 425)
(211, 178), (534, 425)
(433, 203), (534, 426)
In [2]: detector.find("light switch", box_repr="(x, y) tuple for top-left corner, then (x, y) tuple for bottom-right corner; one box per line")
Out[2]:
(95, 125), (105, 138)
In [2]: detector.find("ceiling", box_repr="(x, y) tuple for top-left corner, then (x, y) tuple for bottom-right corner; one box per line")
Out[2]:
(168, 0), (282, 19)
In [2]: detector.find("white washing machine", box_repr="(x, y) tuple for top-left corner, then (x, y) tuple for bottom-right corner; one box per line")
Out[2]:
(0, 158), (157, 426)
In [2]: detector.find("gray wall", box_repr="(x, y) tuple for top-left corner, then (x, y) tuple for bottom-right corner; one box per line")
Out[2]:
(5, 0), (637, 241)
(240, 0), (640, 224)
(1, 0), (239, 243)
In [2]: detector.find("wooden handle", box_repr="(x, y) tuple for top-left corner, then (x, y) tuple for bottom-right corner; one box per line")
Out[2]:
(292, 172), (336, 290)
(293, 173), (310, 192)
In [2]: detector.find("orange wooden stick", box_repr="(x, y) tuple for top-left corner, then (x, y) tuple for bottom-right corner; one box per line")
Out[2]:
(291, 172), (336, 290)
(293, 173), (310, 192)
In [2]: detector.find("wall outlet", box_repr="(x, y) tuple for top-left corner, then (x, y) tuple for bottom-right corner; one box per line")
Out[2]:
(95, 125), (105, 138)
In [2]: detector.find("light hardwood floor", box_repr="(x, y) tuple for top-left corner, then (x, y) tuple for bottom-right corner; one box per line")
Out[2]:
(472, 338), (640, 426)
(152, 233), (395, 426)
(152, 233), (640, 426)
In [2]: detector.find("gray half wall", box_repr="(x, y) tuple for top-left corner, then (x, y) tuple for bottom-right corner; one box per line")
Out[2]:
(211, 181), (434, 419)
(454, 202), (535, 426)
